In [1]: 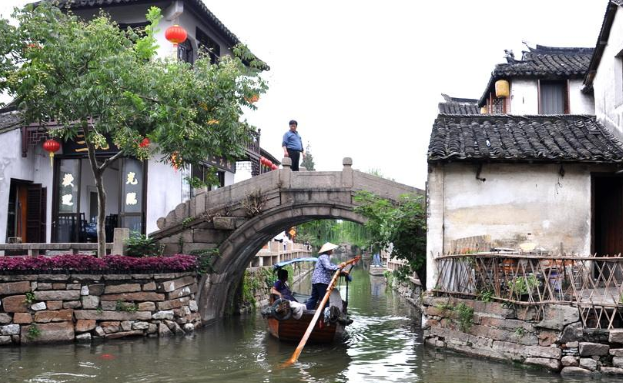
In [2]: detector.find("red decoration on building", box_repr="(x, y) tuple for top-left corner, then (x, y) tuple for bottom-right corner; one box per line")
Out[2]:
(139, 137), (150, 148)
(165, 25), (188, 46)
(271, 164), (278, 170)
(42, 139), (60, 168)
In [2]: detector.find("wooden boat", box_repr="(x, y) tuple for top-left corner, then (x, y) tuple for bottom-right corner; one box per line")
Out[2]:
(261, 258), (353, 344)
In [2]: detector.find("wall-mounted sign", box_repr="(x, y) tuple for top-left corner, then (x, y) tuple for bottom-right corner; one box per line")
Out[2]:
(62, 134), (120, 157)
(205, 155), (235, 173)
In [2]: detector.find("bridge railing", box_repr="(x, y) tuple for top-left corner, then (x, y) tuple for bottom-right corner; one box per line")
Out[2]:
(0, 243), (113, 256)
(434, 253), (623, 329)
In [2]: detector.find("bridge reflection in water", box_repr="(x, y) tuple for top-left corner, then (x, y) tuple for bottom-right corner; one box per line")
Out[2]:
(0, 266), (604, 382)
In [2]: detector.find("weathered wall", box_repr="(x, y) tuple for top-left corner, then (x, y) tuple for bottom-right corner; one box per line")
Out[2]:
(423, 296), (623, 375)
(0, 272), (201, 346)
(594, 6), (623, 139)
(426, 162), (592, 289)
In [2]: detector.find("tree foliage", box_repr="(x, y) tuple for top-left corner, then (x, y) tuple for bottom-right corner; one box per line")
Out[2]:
(353, 191), (427, 284)
(0, 4), (267, 256)
(300, 142), (315, 171)
(296, 219), (372, 250)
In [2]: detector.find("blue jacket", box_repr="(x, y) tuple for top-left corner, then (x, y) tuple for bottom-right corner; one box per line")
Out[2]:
(282, 131), (303, 151)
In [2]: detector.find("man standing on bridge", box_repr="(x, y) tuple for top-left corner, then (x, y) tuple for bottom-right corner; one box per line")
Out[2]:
(282, 119), (305, 171)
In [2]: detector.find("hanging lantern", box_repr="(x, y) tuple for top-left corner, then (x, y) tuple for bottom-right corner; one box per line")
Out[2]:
(271, 164), (278, 170)
(171, 151), (181, 171)
(480, 106), (488, 114)
(42, 139), (60, 168)
(139, 137), (150, 148)
(165, 25), (187, 46)
(495, 79), (510, 98)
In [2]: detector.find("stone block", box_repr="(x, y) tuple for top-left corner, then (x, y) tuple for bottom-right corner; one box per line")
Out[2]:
(610, 329), (623, 344)
(579, 342), (609, 356)
(94, 326), (105, 337)
(152, 311), (174, 320)
(1, 324), (20, 336)
(537, 305), (580, 331)
(560, 322), (584, 343)
(34, 290), (80, 301)
(67, 284), (81, 290)
(579, 358), (598, 371)
(75, 319), (96, 332)
(132, 321), (150, 330)
(142, 282), (156, 291)
(52, 283), (66, 289)
(63, 301), (81, 309)
(47, 301), (62, 310)
(80, 286), (89, 296)
(82, 295), (100, 309)
(103, 274), (133, 281)
(614, 357), (623, 368)
(88, 284), (105, 296)
(157, 297), (190, 311)
(76, 333), (92, 342)
(567, 341), (579, 348)
(538, 330), (559, 347)
(166, 320), (185, 336)
(101, 321), (120, 334)
(183, 323), (194, 333)
(13, 313), (32, 324)
(601, 367), (623, 375)
(525, 357), (560, 371)
(561, 355), (578, 367)
(101, 301), (116, 310)
(161, 276), (196, 293)
(560, 367), (594, 376)
(0, 281), (31, 295)
(34, 309), (74, 323)
(148, 324), (157, 334)
(21, 321), (75, 344)
(0, 313), (12, 324)
(0, 336), (11, 345)
(37, 283), (53, 290)
(104, 284), (142, 294)
(189, 300), (198, 312)
(121, 321), (132, 331)
(137, 302), (156, 311)
(611, 349), (623, 357)
(158, 323), (173, 337)
(105, 330), (143, 339)
(31, 302), (46, 311)
(2, 295), (28, 313)
(74, 310), (151, 321)
(213, 217), (236, 230)
(101, 292), (165, 302)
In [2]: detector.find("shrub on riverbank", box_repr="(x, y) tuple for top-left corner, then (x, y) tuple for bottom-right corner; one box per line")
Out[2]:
(0, 254), (197, 273)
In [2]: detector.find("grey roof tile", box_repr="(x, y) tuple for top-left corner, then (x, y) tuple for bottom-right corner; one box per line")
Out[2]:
(428, 115), (623, 163)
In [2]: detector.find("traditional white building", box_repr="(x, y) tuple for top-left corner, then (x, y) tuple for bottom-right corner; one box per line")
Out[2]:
(426, 0), (623, 290)
(0, 0), (274, 247)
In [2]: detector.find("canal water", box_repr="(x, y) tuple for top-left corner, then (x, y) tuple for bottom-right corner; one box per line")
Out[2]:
(0, 266), (618, 382)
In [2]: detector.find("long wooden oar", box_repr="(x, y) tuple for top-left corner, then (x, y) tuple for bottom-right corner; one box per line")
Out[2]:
(282, 255), (361, 367)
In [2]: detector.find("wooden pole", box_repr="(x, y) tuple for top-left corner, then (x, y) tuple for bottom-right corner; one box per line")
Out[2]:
(282, 255), (360, 367)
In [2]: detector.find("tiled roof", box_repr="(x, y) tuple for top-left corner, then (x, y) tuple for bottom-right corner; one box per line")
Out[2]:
(438, 95), (479, 114)
(479, 45), (593, 106)
(584, 1), (621, 92)
(492, 45), (593, 78)
(0, 111), (22, 134)
(428, 114), (623, 163)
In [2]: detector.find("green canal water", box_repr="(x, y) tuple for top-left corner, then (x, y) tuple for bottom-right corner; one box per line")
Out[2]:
(0, 266), (617, 382)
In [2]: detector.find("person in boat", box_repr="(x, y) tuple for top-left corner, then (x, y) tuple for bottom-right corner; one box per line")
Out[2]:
(271, 269), (298, 302)
(306, 242), (348, 310)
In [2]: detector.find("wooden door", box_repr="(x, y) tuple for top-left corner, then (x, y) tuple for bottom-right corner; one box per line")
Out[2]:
(594, 177), (623, 256)
(26, 184), (46, 243)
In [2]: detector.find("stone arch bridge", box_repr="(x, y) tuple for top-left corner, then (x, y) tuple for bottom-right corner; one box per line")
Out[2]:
(150, 158), (422, 323)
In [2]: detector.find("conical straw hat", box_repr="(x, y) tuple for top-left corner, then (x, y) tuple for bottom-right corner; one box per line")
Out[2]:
(318, 242), (338, 254)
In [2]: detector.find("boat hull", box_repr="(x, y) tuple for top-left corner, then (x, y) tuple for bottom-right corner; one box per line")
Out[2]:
(267, 311), (345, 343)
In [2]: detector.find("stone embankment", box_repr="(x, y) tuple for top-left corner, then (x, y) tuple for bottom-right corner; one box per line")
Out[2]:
(0, 272), (201, 345)
(422, 295), (623, 376)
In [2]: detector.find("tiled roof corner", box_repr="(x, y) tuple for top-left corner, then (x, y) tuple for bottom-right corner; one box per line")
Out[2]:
(428, 115), (623, 164)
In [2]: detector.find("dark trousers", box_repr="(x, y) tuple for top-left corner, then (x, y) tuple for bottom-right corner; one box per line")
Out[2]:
(287, 148), (301, 171)
(306, 283), (328, 310)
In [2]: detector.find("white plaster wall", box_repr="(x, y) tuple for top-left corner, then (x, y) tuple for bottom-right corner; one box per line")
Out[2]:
(594, 7), (623, 138)
(426, 162), (593, 289)
(510, 78), (594, 115)
(510, 79), (538, 115)
(146, 157), (183, 235)
(224, 171), (235, 186)
(569, 79), (595, 114)
(0, 129), (55, 243)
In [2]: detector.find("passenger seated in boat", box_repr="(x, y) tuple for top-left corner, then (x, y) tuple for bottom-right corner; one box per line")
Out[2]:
(271, 269), (298, 302)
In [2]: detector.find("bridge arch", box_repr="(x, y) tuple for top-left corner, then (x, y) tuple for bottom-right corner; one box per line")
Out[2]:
(150, 158), (421, 323)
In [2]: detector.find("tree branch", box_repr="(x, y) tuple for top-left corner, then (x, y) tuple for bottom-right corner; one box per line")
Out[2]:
(99, 150), (125, 172)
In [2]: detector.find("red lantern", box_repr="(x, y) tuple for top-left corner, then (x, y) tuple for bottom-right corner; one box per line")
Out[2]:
(165, 25), (187, 46)
(139, 137), (150, 148)
(266, 159), (273, 168)
(42, 139), (60, 168)
(271, 164), (278, 170)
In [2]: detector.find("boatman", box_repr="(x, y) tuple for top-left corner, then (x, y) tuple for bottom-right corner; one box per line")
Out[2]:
(306, 242), (347, 310)
(282, 119), (305, 171)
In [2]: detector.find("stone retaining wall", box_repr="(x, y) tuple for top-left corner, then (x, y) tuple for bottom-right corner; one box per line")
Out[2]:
(422, 295), (623, 376)
(0, 272), (201, 345)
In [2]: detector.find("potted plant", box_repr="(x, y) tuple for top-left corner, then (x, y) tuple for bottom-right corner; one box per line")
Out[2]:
(507, 275), (541, 301)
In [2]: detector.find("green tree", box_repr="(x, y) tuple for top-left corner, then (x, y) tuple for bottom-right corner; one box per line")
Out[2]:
(353, 191), (427, 285)
(301, 142), (315, 171)
(0, 4), (267, 256)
